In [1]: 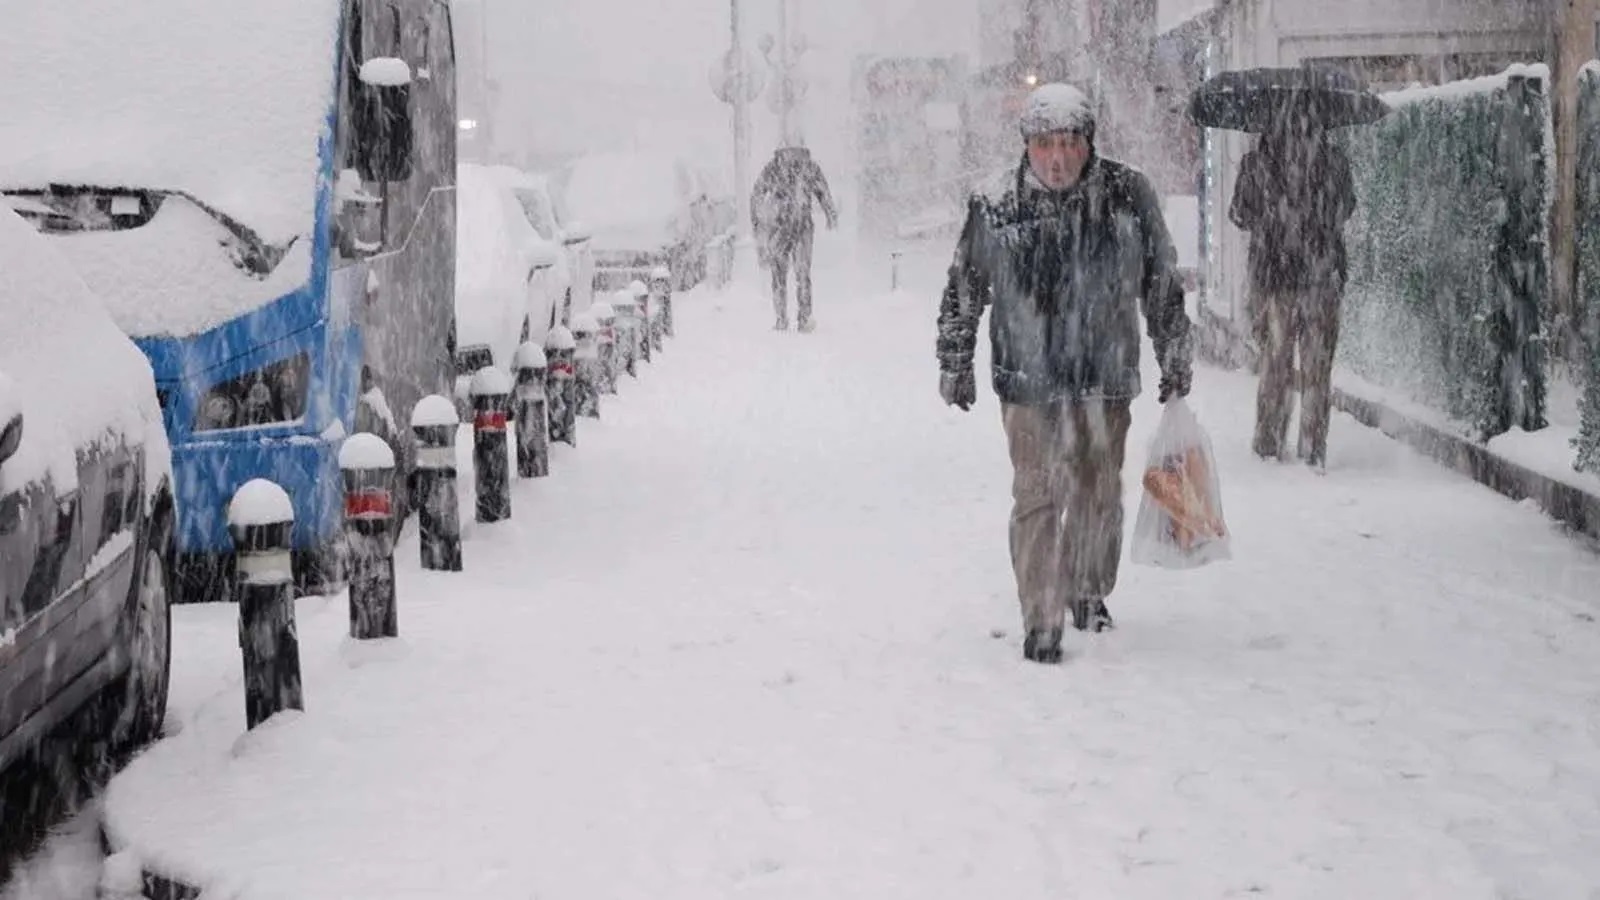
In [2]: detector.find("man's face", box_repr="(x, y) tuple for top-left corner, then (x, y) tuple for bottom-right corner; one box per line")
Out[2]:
(1026, 132), (1091, 190)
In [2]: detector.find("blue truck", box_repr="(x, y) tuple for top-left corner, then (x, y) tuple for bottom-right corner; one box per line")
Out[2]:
(1, 0), (460, 601)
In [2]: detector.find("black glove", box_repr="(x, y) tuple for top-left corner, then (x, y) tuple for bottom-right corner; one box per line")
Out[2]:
(1158, 361), (1192, 404)
(940, 369), (976, 411)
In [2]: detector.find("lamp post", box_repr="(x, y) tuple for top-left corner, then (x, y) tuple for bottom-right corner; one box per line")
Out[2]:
(711, 0), (765, 247)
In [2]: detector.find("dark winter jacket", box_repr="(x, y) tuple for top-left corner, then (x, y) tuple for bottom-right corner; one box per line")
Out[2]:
(751, 147), (837, 247)
(1229, 135), (1357, 293)
(936, 154), (1193, 405)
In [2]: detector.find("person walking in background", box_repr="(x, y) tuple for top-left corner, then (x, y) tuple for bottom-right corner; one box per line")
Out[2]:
(751, 143), (838, 333)
(1229, 113), (1357, 469)
(936, 83), (1194, 664)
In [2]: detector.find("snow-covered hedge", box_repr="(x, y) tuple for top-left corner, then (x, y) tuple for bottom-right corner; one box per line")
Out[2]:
(1339, 65), (1551, 442)
(1574, 66), (1600, 473)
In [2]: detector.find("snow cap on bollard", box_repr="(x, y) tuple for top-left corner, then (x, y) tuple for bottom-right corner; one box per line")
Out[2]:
(513, 342), (548, 372)
(570, 312), (601, 359)
(591, 301), (616, 323)
(228, 479), (294, 587)
(628, 279), (648, 299)
(339, 433), (396, 527)
(338, 432), (397, 471)
(411, 394), (460, 476)
(469, 365), (513, 399)
(228, 478), (294, 529)
(544, 324), (577, 351)
(412, 394), (460, 429)
(469, 367), (513, 430)
(648, 266), (672, 294)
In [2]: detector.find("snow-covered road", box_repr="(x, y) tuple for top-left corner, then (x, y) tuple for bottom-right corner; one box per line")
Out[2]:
(14, 238), (1600, 899)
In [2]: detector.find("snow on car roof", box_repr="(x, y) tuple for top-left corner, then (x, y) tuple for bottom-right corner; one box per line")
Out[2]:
(0, 0), (341, 247)
(0, 207), (166, 490)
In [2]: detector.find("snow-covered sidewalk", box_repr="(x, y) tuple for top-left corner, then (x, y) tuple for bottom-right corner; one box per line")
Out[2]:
(100, 241), (1600, 899)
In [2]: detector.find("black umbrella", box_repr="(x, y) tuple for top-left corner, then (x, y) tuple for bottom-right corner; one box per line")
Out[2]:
(1188, 67), (1391, 133)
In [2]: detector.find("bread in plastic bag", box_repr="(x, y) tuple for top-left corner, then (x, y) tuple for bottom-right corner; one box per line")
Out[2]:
(1130, 398), (1231, 569)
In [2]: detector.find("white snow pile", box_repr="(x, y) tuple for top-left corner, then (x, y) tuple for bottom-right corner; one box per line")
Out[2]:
(358, 57), (411, 87)
(0, 0), (340, 247)
(591, 301), (616, 321)
(337, 433), (395, 471)
(0, 207), (167, 491)
(1019, 82), (1094, 137)
(1384, 63), (1551, 108)
(226, 478), (294, 527)
(410, 395), (459, 428)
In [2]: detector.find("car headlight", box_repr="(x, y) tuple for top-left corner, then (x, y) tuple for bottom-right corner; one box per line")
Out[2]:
(194, 352), (311, 432)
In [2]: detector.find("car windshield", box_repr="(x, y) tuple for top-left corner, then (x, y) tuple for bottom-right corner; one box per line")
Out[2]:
(3, 186), (292, 277)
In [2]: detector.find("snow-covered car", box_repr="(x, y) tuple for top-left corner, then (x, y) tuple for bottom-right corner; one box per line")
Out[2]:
(454, 164), (562, 414)
(485, 165), (595, 326)
(554, 151), (735, 292)
(0, 206), (175, 774)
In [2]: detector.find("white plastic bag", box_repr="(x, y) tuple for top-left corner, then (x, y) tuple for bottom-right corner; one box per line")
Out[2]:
(1130, 398), (1232, 569)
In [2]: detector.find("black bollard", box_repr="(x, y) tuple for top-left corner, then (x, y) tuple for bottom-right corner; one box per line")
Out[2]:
(228, 479), (304, 730)
(612, 292), (640, 379)
(513, 342), (550, 478)
(629, 280), (653, 364)
(545, 326), (578, 447)
(649, 265), (671, 350)
(571, 312), (602, 419)
(592, 301), (619, 395)
(411, 395), (463, 571)
(339, 433), (398, 640)
(470, 367), (513, 523)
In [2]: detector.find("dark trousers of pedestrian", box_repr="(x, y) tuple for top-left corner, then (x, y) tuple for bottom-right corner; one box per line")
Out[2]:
(1002, 399), (1132, 638)
(1251, 285), (1342, 467)
(769, 225), (815, 330)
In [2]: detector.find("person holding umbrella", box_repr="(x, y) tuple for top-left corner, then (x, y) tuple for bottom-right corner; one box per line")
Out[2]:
(1231, 112), (1356, 468)
(1189, 67), (1386, 469)
(936, 83), (1194, 663)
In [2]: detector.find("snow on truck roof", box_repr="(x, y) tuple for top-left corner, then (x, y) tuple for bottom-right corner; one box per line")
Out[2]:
(0, 0), (341, 248)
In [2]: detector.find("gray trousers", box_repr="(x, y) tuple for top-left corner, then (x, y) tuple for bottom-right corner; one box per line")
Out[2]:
(769, 225), (814, 325)
(1251, 285), (1342, 465)
(1001, 399), (1132, 633)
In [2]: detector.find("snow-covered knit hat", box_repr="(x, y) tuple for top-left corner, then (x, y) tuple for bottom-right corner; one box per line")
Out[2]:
(1019, 83), (1096, 142)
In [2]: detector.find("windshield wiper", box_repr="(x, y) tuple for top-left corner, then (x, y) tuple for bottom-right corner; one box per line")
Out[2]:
(160, 189), (295, 277)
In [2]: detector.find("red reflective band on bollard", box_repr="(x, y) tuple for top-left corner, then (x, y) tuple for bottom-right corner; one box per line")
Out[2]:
(344, 489), (392, 520)
(551, 362), (574, 378)
(474, 410), (509, 431)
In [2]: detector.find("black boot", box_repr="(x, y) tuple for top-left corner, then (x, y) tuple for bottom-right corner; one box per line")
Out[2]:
(1022, 628), (1064, 664)
(1072, 598), (1115, 633)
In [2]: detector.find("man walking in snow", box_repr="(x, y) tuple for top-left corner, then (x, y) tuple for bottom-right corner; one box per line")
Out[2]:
(936, 83), (1194, 664)
(1229, 116), (1356, 469)
(751, 143), (838, 332)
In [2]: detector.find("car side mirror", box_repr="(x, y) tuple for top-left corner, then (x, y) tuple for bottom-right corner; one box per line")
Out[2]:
(355, 58), (415, 184)
(334, 169), (384, 258)
(0, 414), (22, 467)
